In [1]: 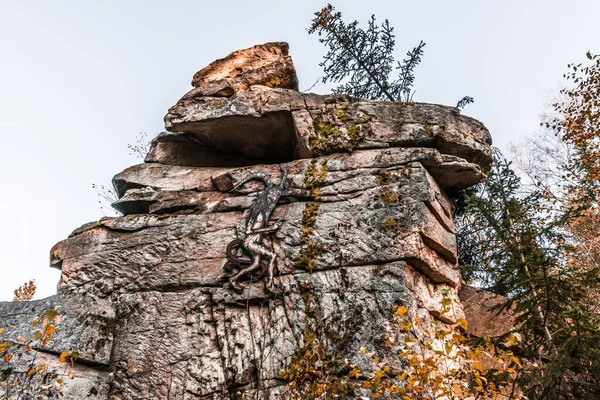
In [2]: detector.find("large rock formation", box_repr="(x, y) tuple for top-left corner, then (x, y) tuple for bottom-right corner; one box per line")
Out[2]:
(1, 43), (503, 399)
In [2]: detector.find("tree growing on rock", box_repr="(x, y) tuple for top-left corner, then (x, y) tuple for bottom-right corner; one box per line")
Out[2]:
(309, 4), (473, 108)
(308, 4), (425, 102)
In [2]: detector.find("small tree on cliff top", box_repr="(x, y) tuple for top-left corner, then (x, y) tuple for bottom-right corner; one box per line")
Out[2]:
(308, 4), (425, 102)
(308, 3), (473, 108)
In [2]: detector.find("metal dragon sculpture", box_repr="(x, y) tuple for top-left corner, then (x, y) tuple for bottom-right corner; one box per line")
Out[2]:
(224, 169), (289, 292)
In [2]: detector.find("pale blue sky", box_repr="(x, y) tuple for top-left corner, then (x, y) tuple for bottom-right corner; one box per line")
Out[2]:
(1, 0), (598, 300)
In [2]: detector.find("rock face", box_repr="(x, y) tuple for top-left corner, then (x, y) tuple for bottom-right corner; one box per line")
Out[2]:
(459, 285), (517, 338)
(0, 42), (504, 399)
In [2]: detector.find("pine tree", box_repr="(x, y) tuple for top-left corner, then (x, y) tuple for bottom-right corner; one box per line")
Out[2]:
(308, 4), (425, 102)
(455, 150), (600, 399)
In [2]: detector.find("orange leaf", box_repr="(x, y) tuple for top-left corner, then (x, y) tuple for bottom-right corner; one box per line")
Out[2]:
(396, 306), (408, 317)
(473, 361), (485, 373)
(44, 325), (56, 336)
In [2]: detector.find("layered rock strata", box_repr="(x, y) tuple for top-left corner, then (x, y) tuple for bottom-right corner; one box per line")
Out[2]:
(1, 43), (500, 399)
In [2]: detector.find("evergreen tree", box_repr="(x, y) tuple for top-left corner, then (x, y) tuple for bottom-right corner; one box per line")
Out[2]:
(308, 4), (425, 102)
(455, 150), (600, 399)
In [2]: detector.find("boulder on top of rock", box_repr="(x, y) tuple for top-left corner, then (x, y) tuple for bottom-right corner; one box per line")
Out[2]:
(190, 42), (299, 96)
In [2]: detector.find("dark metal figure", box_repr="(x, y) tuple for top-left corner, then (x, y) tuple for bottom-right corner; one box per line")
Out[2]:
(227, 169), (289, 291)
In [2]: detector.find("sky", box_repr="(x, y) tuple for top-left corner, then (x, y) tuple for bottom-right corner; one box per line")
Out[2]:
(0, 0), (598, 301)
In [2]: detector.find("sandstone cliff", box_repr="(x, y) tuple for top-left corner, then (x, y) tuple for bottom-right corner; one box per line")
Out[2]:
(0, 43), (506, 399)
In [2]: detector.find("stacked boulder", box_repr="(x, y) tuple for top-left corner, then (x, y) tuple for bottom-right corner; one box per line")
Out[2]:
(0, 43), (507, 399)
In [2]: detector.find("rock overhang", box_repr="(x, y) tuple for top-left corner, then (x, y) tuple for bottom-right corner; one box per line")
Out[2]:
(160, 87), (493, 176)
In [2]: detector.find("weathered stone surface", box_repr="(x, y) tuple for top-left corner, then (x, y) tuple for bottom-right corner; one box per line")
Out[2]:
(0, 293), (115, 365)
(191, 42), (298, 93)
(459, 285), (517, 338)
(164, 86), (492, 175)
(3, 42), (499, 399)
(405, 265), (464, 324)
(108, 263), (407, 399)
(0, 348), (110, 399)
(54, 162), (459, 298)
(114, 147), (484, 203)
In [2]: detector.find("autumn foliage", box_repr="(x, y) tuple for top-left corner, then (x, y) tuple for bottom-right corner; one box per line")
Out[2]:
(282, 294), (524, 400)
(548, 52), (600, 208)
(13, 280), (36, 302)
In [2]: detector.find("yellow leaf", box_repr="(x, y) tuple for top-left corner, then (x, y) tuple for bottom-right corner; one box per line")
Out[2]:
(34, 331), (42, 341)
(17, 337), (27, 343)
(396, 306), (409, 317)
(59, 351), (69, 363)
(399, 350), (411, 358)
(0, 328), (5, 334)
(414, 316), (422, 328)
(44, 325), (56, 336)
(27, 369), (35, 377)
(396, 371), (409, 380)
(452, 384), (464, 396)
(510, 355), (522, 368)
(445, 341), (453, 355)
(70, 351), (80, 366)
(473, 361), (485, 373)
(4, 354), (12, 362)
(349, 367), (361, 378)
